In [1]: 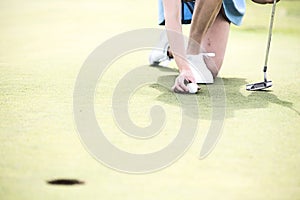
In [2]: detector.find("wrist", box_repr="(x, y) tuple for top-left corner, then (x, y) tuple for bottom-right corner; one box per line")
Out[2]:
(179, 66), (191, 73)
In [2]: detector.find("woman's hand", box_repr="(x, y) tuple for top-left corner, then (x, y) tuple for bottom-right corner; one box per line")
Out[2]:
(172, 68), (199, 93)
(252, 0), (280, 4)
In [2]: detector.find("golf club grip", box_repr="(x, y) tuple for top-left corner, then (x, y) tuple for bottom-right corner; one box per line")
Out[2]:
(264, 0), (277, 68)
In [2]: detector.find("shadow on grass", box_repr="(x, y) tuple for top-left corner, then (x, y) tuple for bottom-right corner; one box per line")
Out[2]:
(149, 66), (299, 119)
(221, 77), (300, 117)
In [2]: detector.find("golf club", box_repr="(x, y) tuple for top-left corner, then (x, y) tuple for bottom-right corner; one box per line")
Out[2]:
(246, 0), (277, 91)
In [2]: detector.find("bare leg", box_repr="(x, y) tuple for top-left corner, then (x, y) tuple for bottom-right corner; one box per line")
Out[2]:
(187, 0), (223, 55)
(202, 10), (230, 77)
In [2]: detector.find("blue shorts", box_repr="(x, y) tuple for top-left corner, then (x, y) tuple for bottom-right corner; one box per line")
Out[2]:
(222, 0), (246, 25)
(158, 0), (246, 26)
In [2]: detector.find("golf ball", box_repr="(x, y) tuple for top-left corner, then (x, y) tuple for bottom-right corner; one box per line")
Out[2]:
(187, 83), (199, 94)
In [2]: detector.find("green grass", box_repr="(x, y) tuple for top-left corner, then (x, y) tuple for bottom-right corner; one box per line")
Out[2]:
(237, 1), (300, 35)
(0, 0), (300, 200)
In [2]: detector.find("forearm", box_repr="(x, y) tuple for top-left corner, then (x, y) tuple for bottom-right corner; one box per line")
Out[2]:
(163, 0), (190, 72)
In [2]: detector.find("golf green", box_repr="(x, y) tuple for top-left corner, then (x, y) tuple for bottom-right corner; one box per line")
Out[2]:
(0, 0), (299, 199)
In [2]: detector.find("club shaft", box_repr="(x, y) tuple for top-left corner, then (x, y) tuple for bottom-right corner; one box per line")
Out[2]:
(264, 0), (277, 69)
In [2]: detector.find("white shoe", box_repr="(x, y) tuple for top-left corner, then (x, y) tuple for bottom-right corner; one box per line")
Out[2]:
(149, 31), (172, 67)
(187, 53), (215, 84)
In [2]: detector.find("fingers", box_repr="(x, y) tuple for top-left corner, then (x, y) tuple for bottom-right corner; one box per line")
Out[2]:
(172, 74), (201, 94)
(172, 84), (188, 93)
(267, 0), (280, 3)
(252, 0), (279, 4)
(172, 75), (189, 93)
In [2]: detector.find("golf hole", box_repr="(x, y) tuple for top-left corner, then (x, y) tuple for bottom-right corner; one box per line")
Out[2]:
(46, 179), (85, 186)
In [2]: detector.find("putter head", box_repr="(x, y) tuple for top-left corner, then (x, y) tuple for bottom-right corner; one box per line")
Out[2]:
(246, 80), (272, 91)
